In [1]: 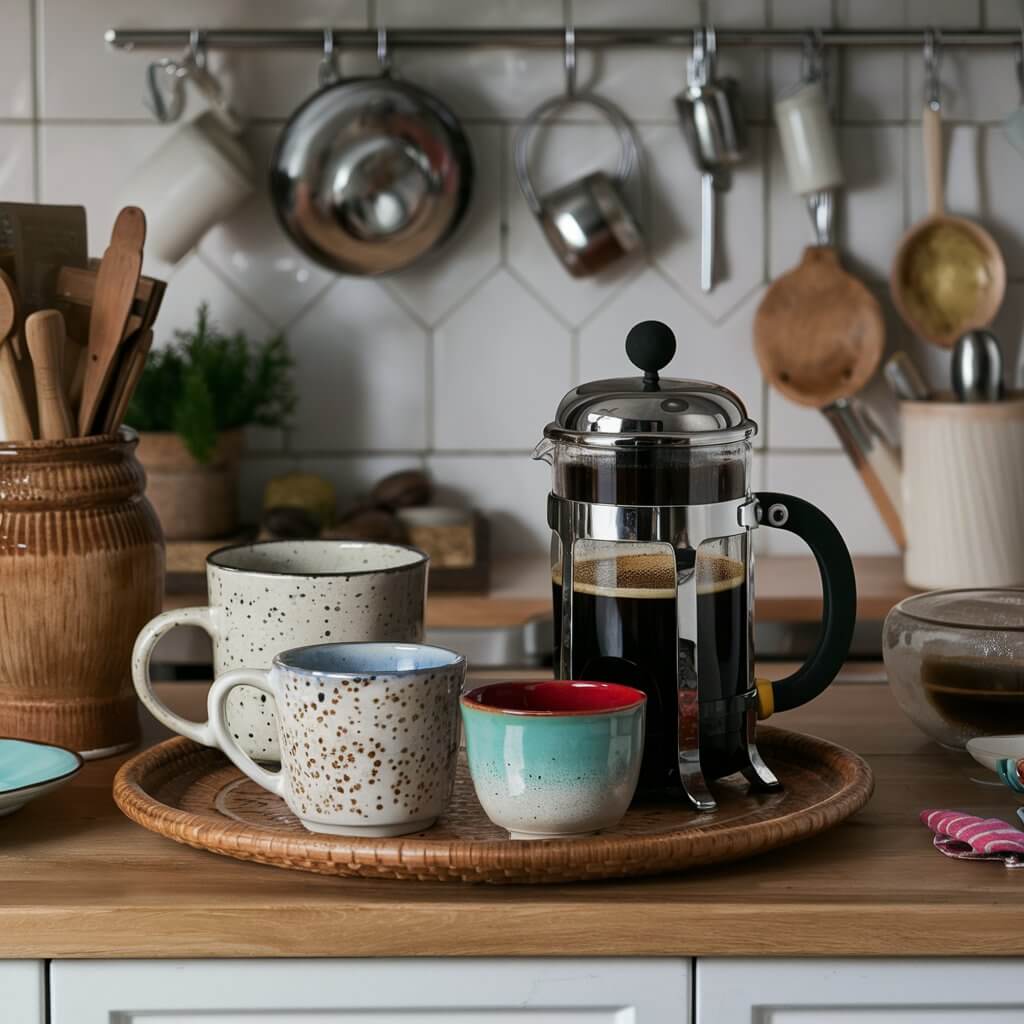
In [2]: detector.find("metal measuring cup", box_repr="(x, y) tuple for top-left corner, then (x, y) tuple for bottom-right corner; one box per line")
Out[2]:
(514, 27), (644, 278)
(674, 27), (747, 293)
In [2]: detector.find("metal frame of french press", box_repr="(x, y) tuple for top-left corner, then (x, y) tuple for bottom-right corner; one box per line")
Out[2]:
(547, 489), (779, 813)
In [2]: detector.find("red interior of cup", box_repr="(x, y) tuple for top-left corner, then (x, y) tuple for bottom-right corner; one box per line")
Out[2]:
(462, 680), (646, 715)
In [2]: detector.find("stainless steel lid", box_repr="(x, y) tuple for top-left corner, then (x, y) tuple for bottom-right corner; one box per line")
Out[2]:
(544, 320), (757, 447)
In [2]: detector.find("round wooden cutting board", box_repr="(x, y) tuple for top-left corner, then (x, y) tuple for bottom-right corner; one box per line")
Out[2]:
(113, 727), (873, 884)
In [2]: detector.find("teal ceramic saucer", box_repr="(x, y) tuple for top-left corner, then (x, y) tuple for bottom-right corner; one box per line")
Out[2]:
(0, 738), (83, 817)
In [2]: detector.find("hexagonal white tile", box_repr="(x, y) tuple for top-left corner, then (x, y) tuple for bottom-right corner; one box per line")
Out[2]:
(199, 124), (335, 330)
(287, 279), (428, 452)
(151, 253), (277, 350)
(0, 125), (34, 202)
(37, 0), (367, 120)
(762, 451), (899, 555)
(646, 124), (766, 324)
(578, 270), (765, 439)
(433, 270), (571, 450)
(384, 123), (502, 328)
(0, 0), (32, 118)
(505, 120), (644, 328)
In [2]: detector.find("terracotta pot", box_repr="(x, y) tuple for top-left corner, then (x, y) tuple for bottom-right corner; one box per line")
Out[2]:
(0, 430), (164, 757)
(137, 429), (243, 540)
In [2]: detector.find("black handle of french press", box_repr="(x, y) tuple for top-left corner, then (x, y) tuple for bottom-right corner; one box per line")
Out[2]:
(626, 320), (676, 390)
(753, 491), (857, 716)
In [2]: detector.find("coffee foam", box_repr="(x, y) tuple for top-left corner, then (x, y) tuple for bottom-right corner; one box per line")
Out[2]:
(553, 552), (744, 599)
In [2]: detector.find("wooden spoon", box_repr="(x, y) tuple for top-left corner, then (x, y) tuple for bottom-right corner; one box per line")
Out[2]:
(77, 207), (146, 435)
(0, 269), (34, 441)
(25, 309), (74, 440)
(754, 196), (905, 548)
(891, 105), (1005, 348)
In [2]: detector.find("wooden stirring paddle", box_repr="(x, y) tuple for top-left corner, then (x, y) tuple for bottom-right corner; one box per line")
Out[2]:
(77, 207), (146, 435)
(25, 309), (74, 440)
(0, 269), (34, 441)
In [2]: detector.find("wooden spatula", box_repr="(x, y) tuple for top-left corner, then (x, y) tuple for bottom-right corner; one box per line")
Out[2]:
(25, 309), (74, 440)
(0, 269), (34, 441)
(103, 327), (153, 434)
(77, 207), (146, 435)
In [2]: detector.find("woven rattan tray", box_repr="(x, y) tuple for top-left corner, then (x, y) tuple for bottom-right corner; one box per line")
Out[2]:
(113, 727), (872, 884)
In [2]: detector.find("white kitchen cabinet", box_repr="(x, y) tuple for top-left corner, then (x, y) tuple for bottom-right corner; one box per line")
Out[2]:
(697, 958), (1024, 1023)
(50, 958), (690, 1023)
(0, 961), (45, 1023)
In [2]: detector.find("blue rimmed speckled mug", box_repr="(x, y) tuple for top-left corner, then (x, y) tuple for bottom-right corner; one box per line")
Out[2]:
(461, 680), (645, 840)
(207, 642), (465, 837)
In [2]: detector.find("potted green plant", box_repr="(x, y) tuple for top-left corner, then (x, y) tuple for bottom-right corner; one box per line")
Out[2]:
(128, 303), (294, 541)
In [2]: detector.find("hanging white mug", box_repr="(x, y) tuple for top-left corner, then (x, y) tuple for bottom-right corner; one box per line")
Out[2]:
(119, 110), (254, 264)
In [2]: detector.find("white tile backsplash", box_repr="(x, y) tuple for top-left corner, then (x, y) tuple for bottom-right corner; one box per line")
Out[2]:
(0, 0), (34, 119)
(37, 0), (366, 120)
(7, 0), (1024, 558)
(762, 451), (900, 554)
(0, 124), (35, 201)
(647, 123), (767, 322)
(287, 279), (429, 452)
(433, 270), (570, 450)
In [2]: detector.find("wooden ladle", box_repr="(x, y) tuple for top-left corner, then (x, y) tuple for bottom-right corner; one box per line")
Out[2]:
(754, 192), (905, 548)
(890, 104), (1005, 347)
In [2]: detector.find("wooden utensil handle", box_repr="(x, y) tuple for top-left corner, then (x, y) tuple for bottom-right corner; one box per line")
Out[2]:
(0, 343), (33, 441)
(923, 105), (944, 218)
(824, 400), (906, 550)
(26, 309), (74, 440)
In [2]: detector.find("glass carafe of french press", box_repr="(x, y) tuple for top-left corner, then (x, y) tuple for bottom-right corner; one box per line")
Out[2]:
(534, 321), (857, 811)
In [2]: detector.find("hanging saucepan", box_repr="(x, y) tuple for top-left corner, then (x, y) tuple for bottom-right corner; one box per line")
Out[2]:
(270, 29), (473, 276)
(514, 27), (643, 278)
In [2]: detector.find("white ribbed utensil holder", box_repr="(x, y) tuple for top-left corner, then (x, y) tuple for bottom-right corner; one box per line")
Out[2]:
(903, 396), (1024, 589)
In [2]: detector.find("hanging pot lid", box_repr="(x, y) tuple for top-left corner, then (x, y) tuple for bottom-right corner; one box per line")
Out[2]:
(544, 320), (757, 448)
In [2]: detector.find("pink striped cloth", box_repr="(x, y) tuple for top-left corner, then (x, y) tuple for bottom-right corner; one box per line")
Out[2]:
(921, 809), (1024, 868)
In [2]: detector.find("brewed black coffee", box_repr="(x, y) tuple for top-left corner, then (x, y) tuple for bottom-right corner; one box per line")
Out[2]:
(553, 549), (752, 789)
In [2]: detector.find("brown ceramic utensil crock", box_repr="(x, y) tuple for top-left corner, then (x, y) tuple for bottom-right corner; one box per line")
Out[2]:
(0, 429), (164, 757)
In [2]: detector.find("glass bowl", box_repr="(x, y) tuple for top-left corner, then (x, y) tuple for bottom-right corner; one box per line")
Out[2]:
(883, 589), (1024, 749)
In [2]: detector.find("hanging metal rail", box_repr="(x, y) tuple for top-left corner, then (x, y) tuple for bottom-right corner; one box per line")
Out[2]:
(104, 27), (1024, 52)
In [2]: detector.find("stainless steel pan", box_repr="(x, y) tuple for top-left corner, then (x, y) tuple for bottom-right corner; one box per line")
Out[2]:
(270, 30), (473, 276)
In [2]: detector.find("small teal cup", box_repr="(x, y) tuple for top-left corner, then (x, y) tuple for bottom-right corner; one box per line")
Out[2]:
(460, 680), (645, 840)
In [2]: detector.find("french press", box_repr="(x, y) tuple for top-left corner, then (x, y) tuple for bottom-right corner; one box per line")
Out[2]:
(534, 320), (857, 811)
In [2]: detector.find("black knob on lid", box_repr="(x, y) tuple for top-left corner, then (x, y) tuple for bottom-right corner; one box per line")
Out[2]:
(626, 320), (676, 389)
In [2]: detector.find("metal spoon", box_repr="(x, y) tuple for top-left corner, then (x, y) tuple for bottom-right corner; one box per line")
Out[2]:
(952, 329), (1005, 402)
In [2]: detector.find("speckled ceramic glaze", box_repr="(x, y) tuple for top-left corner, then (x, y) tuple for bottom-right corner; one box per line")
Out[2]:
(207, 643), (466, 837)
(461, 681), (646, 840)
(133, 541), (427, 760)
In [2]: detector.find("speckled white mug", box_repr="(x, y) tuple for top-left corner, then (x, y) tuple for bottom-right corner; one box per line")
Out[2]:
(132, 540), (428, 760)
(207, 642), (466, 836)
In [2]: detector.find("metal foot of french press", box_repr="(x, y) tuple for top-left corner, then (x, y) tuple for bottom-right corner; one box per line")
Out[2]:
(678, 683), (717, 812)
(741, 707), (782, 792)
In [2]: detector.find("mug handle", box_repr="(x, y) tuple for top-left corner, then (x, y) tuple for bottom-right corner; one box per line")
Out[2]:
(752, 491), (857, 718)
(207, 668), (286, 797)
(132, 606), (219, 746)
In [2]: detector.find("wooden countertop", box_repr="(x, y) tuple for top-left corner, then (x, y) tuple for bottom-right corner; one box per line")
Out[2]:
(2, 671), (1021, 960)
(165, 555), (913, 629)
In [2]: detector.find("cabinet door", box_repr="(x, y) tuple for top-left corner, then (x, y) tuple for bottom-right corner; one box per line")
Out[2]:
(0, 961), (45, 1023)
(51, 958), (690, 1023)
(698, 958), (1024, 1023)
